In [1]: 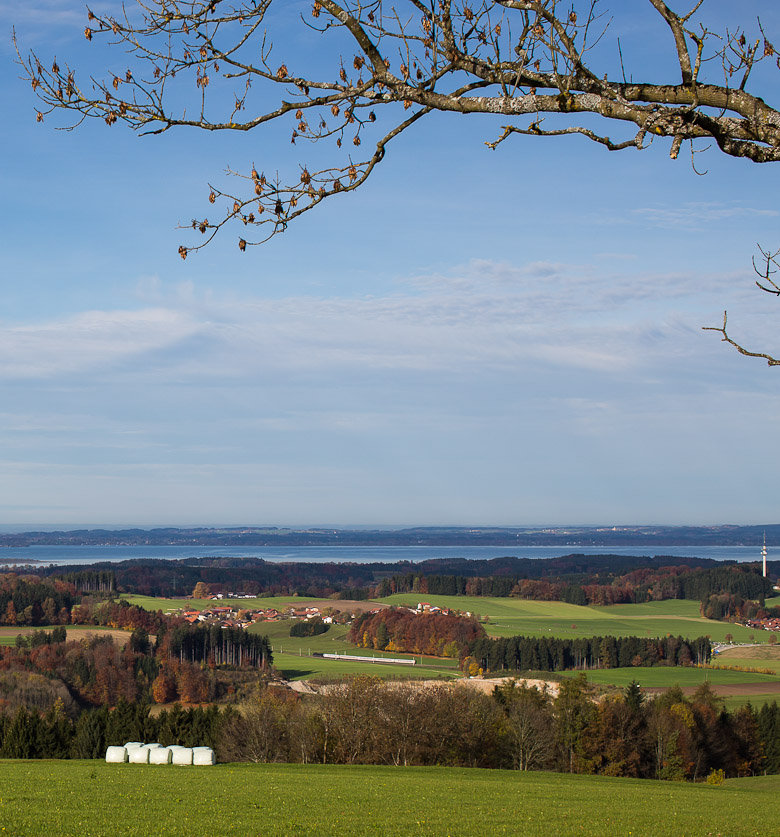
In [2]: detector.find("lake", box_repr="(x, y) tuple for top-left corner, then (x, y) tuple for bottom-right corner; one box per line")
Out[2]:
(0, 543), (771, 566)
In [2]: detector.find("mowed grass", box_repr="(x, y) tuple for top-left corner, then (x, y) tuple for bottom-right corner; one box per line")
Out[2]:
(0, 761), (778, 837)
(270, 652), (457, 681)
(562, 666), (779, 688)
(378, 594), (768, 643)
(722, 694), (780, 712)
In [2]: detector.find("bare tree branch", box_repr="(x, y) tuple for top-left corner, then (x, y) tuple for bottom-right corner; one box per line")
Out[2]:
(15, 1), (780, 254)
(702, 311), (780, 367)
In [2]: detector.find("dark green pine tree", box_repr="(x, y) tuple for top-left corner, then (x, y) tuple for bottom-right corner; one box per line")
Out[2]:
(38, 700), (74, 758)
(71, 708), (109, 759)
(758, 702), (780, 774)
(105, 697), (145, 746)
(2, 707), (40, 759)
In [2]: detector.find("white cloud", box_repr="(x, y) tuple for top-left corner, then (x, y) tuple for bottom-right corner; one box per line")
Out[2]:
(631, 202), (779, 230)
(0, 307), (200, 379)
(0, 257), (763, 388)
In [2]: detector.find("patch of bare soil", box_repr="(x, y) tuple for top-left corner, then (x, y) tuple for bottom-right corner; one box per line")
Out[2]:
(454, 677), (561, 697)
(717, 645), (780, 661)
(312, 676), (561, 698)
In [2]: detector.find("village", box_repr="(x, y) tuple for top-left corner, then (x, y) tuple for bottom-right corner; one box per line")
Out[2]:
(742, 615), (780, 635)
(179, 595), (455, 631)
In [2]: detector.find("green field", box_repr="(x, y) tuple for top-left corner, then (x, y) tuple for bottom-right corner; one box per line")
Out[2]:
(123, 592), (775, 681)
(0, 760), (776, 836)
(270, 652), (457, 681)
(248, 620), (459, 680)
(722, 694), (780, 712)
(126, 592), (770, 645)
(562, 666), (779, 688)
(378, 594), (768, 643)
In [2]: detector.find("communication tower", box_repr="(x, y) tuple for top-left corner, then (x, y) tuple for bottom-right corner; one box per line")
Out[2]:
(762, 532), (768, 578)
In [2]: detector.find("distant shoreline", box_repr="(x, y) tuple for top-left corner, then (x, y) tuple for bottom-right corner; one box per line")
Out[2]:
(1, 523), (779, 548)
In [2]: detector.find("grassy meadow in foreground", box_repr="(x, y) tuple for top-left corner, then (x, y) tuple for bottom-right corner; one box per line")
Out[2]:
(0, 760), (777, 836)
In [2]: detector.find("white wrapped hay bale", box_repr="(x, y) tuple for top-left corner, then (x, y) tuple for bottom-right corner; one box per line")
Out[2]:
(124, 741), (144, 752)
(129, 746), (150, 764)
(171, 747), (193, 765)
(105, 746), (128, 763)
(142, 743), (162, 750)
(192, 747), (216, 765)
(148, 747), (172, 765)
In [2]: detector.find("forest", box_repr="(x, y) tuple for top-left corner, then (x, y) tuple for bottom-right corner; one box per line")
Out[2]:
(22, 555), (773, 608)
(2, 676), (780, 784)
(0, 619), (272, 711)
(464, 634), (712, 675)
(349, 609), (486, 657)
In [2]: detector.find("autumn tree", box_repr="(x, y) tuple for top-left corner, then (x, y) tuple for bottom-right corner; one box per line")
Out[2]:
(494, 679), (554, 771)
(222, 687), (295, 763)
(152, 666), (178, 704)
(192, 582), (212, 599)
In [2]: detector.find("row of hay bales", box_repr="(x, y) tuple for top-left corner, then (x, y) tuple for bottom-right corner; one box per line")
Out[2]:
(106, 742), (216, 765)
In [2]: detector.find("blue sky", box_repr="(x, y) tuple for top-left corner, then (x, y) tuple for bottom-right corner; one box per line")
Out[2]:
(2, 1), (780, 527)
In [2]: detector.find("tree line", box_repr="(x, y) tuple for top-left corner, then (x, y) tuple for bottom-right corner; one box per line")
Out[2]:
(28, 554), (762, 602)
(0, 698), (226, 760)
(374, 564), (772, 607)
(221, 676), (780, 780)
(4, 676), (779, 783)
(464, 635), (712, 676)
(703, 593), (780, 625)
(2, 662), (780, 784)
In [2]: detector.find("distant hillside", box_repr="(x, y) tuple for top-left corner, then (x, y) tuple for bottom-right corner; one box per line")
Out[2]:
(3, 523), (780, 547)
(40, 552), (778, 600)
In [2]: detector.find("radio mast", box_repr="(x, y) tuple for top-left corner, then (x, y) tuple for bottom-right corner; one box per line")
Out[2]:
(762, 532), (768, 578)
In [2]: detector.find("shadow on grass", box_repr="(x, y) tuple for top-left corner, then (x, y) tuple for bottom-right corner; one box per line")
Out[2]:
(278, 669), (315, 679)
